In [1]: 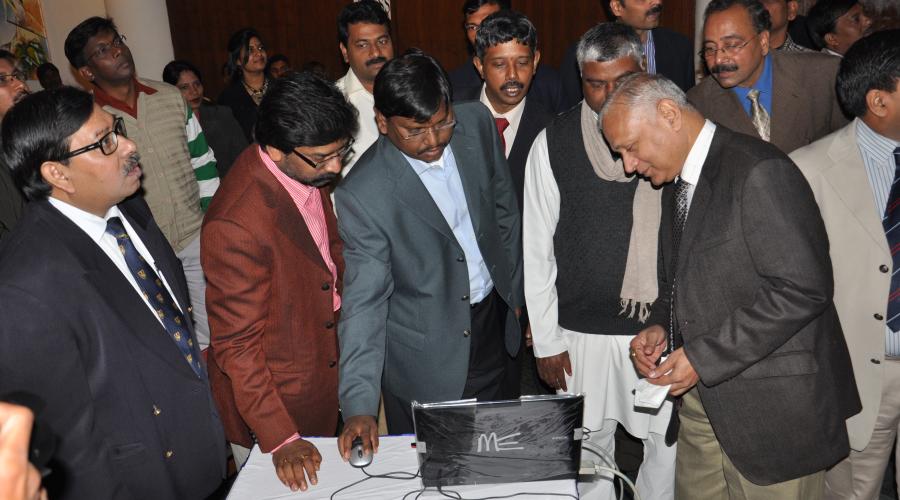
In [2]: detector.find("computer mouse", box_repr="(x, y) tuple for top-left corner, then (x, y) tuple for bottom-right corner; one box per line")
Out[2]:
(349, 436), (373, 468)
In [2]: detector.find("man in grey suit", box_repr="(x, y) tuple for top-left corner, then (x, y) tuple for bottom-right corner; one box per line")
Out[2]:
(688, 0), (847, 154)
(335, 51), (524, 459)
(601, 73), (860, 498)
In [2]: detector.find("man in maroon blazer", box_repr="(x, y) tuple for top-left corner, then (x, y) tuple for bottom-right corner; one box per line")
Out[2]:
(201, 72), (357, 494)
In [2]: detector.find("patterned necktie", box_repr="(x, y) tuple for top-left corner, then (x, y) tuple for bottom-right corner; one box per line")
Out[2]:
(494, 117), (510, 152)
(106, 217), (202, 376)
(747, 89), (771, 142)
(885, 147), (900, 354)
(669, 179), (690, 352)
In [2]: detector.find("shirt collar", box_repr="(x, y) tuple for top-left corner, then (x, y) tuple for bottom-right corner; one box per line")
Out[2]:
(48, 197), (123, 244)
(341, 68), (371, 97)
(856, 118), (900, 158)
(92, 78), (158, 118)
(257, 146), (317, 204)
(823, 48), (843, 58)
(679, 120), (717, 186)
(479, 85), (527, 127)
(405, 145), (455, 176)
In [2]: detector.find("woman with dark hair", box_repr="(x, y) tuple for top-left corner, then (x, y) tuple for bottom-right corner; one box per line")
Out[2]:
(163, 60), (248, 177)
(218, 28), (268, 142)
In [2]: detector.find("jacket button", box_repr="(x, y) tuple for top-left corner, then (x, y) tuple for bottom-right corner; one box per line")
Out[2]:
(881, 265), (890, 273)
(164, 450), (174, 458)
(187, 306), (193, 313)
(463, 329), (471, 337)
(321, 282), (331, 291)
(325, 321), (335, 329)
(461, 295), (469, 301)
(328, 360), (337, 368)
(872, 358), (882, 364)
(875, 313), (885, 321)
(152, 405), (161, 416)
(457, 256), (465, 262)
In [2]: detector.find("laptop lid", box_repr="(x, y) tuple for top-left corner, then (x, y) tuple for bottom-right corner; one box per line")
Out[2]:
(412, 394), (584, 487)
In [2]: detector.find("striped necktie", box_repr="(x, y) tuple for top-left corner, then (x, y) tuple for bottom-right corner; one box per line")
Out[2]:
(106, 217), (202, 376)
(884, 147), (900, 355)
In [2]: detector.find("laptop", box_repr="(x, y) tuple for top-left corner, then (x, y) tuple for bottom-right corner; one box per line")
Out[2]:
(412, 394), (584, 487)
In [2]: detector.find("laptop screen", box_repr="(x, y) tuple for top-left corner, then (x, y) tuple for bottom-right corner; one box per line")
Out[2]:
(412, 394), (584, 487)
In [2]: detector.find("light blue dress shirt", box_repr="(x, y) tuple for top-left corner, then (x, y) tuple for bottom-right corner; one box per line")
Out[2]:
(403, 145), (494, 303)
(732, 53), (773, 117)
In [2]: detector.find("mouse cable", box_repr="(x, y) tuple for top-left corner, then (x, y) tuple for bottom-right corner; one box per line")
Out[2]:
(328, 467), (421, 500)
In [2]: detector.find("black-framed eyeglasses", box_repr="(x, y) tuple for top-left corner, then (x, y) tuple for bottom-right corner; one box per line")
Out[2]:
(290, 140), (355, 169)
(0, 71), (24, 87)
(699, 34), (759, 59)
(89, 33), (127, 61)
(62, 117), (127, 159)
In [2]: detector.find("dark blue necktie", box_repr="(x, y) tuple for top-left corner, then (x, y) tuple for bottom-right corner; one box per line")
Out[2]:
(106, 217), (202, 376)
(885, 147), (900, 349)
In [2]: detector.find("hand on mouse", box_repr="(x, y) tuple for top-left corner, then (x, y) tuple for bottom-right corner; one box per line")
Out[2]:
(272, 438), (321, 492)
(338, 415), (379, 462)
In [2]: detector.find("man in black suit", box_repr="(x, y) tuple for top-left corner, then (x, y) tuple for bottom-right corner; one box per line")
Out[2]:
(559, 0), (695, 110)
(601, 73), (860, 498)
(449, 0), (564, 113)
(0, 87), (226, 499)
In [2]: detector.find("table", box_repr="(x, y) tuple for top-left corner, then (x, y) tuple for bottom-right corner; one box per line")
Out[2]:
(227, 435), (580, 499)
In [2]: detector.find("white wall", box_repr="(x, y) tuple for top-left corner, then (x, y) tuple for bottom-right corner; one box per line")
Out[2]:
(38, 0), (173, 88)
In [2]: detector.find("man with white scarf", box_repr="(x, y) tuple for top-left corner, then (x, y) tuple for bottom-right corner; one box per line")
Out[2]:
(523, 22), (675, 500)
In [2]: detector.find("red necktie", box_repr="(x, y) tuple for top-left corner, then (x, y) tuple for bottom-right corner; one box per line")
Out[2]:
(494, 117), (510, 152)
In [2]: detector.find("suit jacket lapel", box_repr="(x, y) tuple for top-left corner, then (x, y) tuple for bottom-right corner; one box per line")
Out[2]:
(450, 117), (485, 237)
(707, 83), (759, 139)
(382, 137), (459, 242)
(252, 152), (329, 272)
(37, 201), (198, 378)
(770, 53), (804, 149)
(675, 129), (724, 275)
(821, 122), (890, 256)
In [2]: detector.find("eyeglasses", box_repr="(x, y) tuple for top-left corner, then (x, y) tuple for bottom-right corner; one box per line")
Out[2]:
(0, 71), (24, 86)
(88, 34), (127, 61)
(62, 117), (127, 159)
(290, 140), (355, 169)
(398, 119), (457, 141)
(699, 34), (759, 59)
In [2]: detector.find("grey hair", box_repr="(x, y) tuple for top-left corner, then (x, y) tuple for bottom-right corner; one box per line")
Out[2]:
(598, 73), (695, 124)
(576, 22), (645, 74)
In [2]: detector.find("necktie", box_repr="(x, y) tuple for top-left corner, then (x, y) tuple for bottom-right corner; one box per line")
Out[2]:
(494, 117), (510, 153)
(106, 217), (202, 376)
(668, 178), (690, 352)
(884, 147), (900, 355)
(747, 89), (771, 142)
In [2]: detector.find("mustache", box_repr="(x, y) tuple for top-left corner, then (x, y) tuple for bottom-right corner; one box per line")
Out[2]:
(124, 153), (141, 174)
(365, 56), (387, 67)
(711, 63), (739, 75)
(304, 172), (339, 188)
(646, 3), (663, 16)
(501, 80), (524, 91)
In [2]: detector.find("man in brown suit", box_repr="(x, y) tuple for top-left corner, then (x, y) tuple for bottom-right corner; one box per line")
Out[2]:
(688, 0), (847, 154)
(202, 72), (357, 494)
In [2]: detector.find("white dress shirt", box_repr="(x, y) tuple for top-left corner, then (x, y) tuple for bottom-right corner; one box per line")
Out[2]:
(480, 85), (527, 159)
(336, 69), (380, 177)
(48, 197), (183, 326)
(677, 120), (717, 210)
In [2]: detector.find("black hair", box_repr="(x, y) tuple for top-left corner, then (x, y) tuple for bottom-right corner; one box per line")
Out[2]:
(255, 71), (358, 151)
(338, 0), (391, 46)
(0, 50), (16, 67)
(265, 54), (290, 76)
(64, 17), (118, 69)
(836, 28), (900, 118)
(374, 49), (452, 122)
(807, 0), (858, 49)
(162, 60), (203, 86)
(704, 0), (772, 34)
(463, 0), (511, 16)
(474, 10), (538, 59)
(226, 28), (263, 79)
(1, 86), (94, 201)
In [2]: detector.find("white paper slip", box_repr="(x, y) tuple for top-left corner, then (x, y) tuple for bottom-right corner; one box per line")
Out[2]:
(634, 378), (671, 409)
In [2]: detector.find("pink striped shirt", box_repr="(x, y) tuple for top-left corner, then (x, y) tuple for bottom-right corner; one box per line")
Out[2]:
(259, 147), (341, 311)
